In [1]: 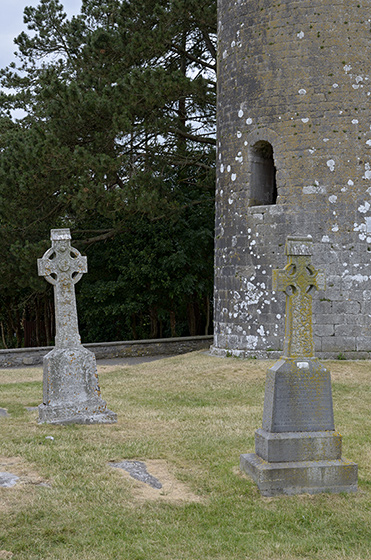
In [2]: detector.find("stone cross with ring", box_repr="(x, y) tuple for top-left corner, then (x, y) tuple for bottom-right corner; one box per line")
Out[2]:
(272, 235), (325, 357)
(38, 229), (87, 348)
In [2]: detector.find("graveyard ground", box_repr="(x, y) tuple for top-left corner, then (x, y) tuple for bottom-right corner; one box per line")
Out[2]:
(0, 351), (370, 559)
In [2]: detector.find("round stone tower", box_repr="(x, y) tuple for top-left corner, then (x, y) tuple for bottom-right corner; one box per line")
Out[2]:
(213, 0), (371, 358)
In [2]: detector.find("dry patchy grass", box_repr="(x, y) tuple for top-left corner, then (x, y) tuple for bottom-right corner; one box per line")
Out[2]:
(0, 352), (370, 559)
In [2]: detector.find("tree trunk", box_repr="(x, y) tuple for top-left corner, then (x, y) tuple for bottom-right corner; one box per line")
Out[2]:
(150, 306), (159, 338)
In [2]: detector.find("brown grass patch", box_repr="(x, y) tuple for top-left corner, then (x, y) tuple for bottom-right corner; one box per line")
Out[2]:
(109, 459), (203, 503)
(0, 456), (50, 513)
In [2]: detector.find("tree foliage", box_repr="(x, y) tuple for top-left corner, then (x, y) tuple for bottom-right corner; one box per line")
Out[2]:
(0, 0), (216, 346)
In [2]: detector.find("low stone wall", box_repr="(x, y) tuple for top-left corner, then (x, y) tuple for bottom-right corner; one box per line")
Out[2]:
(0, 336), (213, 368)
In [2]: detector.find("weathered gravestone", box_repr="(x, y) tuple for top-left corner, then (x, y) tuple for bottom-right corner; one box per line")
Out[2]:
(37, 229), (117, 424)
(240, 236), (358, 496)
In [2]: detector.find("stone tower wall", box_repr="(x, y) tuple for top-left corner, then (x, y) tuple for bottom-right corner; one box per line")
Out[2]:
(213, 0), (371, 358)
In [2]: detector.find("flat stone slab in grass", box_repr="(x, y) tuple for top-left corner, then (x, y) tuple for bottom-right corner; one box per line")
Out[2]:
(0, 472), (19, 488)
(0, 409), (9, 417)
(110, 460), (163, 489)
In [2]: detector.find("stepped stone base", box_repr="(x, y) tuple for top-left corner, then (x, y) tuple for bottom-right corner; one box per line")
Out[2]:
(38, 346), (117, 425)
(240, 453), (358, 497)
(255, 429), (342, 462)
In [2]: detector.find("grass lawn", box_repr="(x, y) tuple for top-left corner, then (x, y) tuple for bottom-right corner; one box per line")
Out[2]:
(0, 352), (370, 559)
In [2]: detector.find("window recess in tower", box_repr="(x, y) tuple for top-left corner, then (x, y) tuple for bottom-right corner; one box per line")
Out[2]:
(249, 140), (277, 206)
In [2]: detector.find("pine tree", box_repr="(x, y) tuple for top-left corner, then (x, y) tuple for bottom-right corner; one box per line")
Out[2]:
(0, 0), (216, 345)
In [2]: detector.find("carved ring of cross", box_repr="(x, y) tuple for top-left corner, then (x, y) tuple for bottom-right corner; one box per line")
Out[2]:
(40, 247), (85, 286)
(280, 261), (317, 297)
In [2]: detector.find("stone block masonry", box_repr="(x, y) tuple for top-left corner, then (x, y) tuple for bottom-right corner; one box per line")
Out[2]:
(213, 0), (371, 357)
(0, 336), (213, 368)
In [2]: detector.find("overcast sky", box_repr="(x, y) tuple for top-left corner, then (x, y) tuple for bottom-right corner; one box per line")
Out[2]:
(0, 0), (82, 70)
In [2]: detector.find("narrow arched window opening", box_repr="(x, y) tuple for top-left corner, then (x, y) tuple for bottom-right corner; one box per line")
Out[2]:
(249, 141), (277, 206)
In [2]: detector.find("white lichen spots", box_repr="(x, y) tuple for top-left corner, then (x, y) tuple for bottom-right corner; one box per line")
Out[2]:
(352, 119), (359, 124)
(363, 163), (371, 180)
(236, 130), (242, 138)
(367, 237), (371, 243)
(329, 195), (337, 204)
(222, 50), (228, 59)
(341, 187), (347, 192)
(332, 83), (339, 89)
(231, 40), (236, 48)
(298, 89), (307, 95)
(308, 148), (316, 154)
(343, 273), (369, 286)
(343, 64), (352, 73)
(244, 282), (264, 305)
(348, 179), (354, 186)
(352, 84), (360, 90)
(235, 152), (243, 163)
(257, 325), (266, 340)
(301, 118), (309, 123)
(359, 233), (367, 241)
(327, 159), (335, 172)
(356, 75), (363, 84)
(257, 309), (261, 315)
(303, 184), (326, 194)
(322, 235), (330, 242)
(244, 141), (248, 146)
(220, 164), (224, 173)
(246, 118), (252, 125)
(231, 236), (237, 247)
(238, 109), (244, 118)
(276, 314), (281, 320)
(262, 270), (267, 275)
(354, 222), (366, 232)
(250, 240), (256, 246)
(358, 201), (370, 213)
(227, 165), (231, 173)
(332, 224), (339, 232)
(323, 138), (329, 142)
(245, 335), (258, 349)
(228, 197), (234, 205)
(231, 173), (237, 182)
(297, 31), (304, 38)
(366, 140), (371, 147)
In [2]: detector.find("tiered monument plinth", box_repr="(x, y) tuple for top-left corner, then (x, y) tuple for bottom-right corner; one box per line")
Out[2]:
(37, 229), (117, 425)
(240, 236), (357, 496)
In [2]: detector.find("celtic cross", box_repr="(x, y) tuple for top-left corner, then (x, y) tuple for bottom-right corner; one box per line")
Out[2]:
(272, 236), (325, 358)
(38, 229), (87, 348)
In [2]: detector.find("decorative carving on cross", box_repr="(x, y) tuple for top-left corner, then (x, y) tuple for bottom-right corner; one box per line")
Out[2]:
(272, 236), (325, 358)
(38, 229), (87, 348)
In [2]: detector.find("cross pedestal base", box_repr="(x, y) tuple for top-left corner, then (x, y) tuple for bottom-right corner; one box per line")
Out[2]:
(38, 347), (117, 425)
(240, 453), (358, 496)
